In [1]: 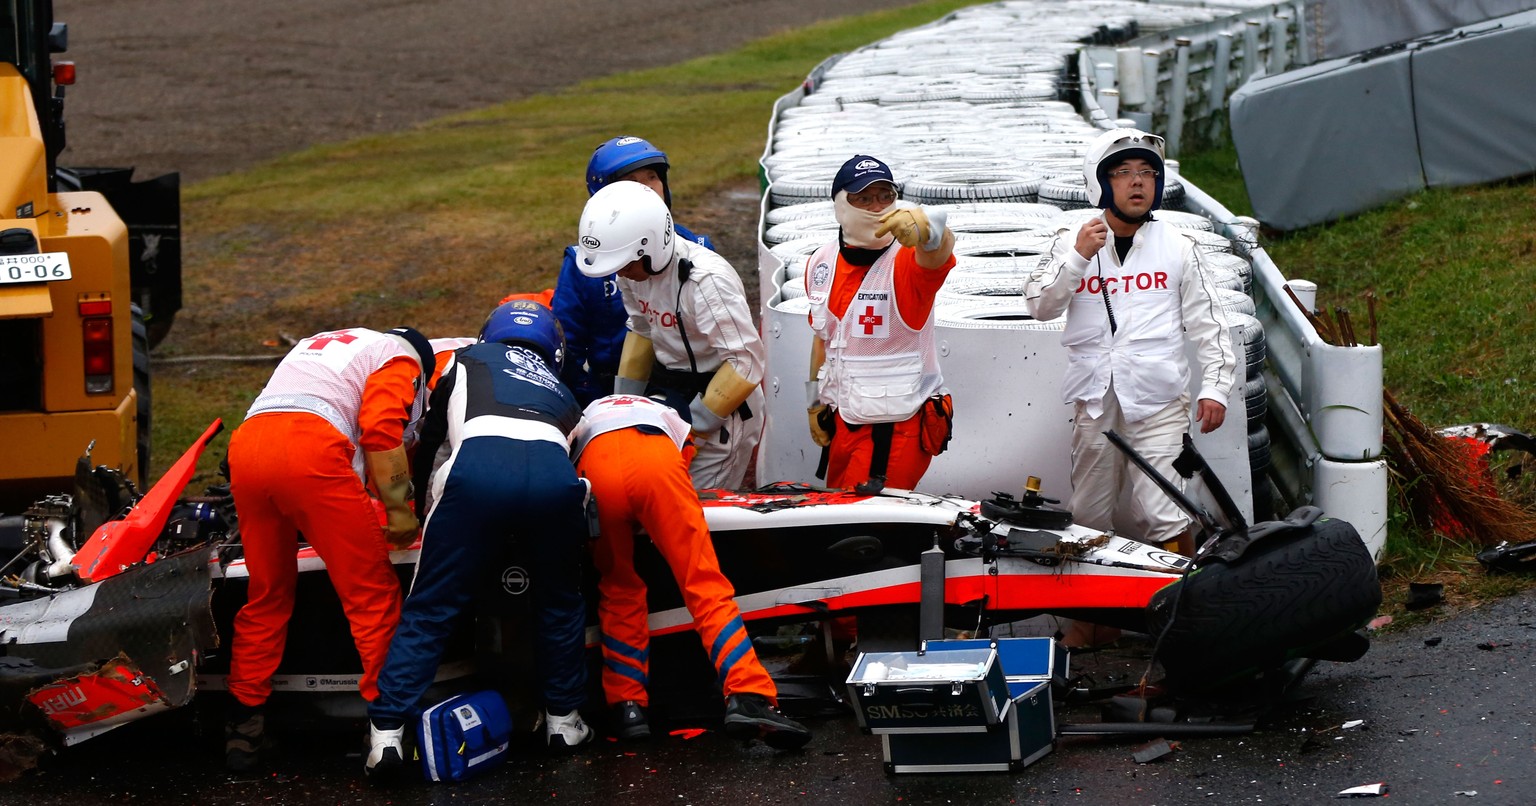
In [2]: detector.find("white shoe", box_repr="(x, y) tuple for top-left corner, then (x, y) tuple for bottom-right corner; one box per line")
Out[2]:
(544, 709), (593, 749)
(365, 721), (406, 778)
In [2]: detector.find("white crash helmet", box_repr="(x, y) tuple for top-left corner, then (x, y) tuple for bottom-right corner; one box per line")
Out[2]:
(574, 181), (676, 278)
(1083, 127), (1166, 212)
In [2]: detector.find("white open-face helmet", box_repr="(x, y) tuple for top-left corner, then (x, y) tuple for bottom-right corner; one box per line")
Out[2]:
(574, 181), (676, 278)
(1083, 127), (1166, 211)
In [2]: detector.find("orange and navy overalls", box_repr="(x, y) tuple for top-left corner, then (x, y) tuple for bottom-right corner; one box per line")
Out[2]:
(574, 394), (776, 707)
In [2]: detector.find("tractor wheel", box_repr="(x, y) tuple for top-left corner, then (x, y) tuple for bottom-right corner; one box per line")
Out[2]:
(132, 303), (152, 488)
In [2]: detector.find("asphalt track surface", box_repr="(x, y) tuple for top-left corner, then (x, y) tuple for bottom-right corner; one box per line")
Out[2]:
(7, 595), (1535, 804)
(52, 0), (931, 183)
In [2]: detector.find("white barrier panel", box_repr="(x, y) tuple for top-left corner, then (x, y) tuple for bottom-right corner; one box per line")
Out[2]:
(1305, 341), (1385, 462)
(757, 297), (1255, 529)
(1313, 457), (1389, 559)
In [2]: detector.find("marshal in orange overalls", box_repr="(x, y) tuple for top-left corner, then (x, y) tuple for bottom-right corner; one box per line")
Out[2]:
(575, 396), (775, 708)
(227, 328), (427, 707)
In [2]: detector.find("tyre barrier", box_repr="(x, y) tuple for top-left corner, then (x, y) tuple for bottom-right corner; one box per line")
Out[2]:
(764, 201), (834, 225)
(1037, 177), (1092, 210)
(1205, 266), (1245, 294)
(763, 219), (839, 245)
(759, 0), (1278, 523)
(951, 232), (1060, 259)
(1203, 251), (1253, 294)
(903, 172), (1043, 204)
(1242, 375), (1268, 427)
(1146, 513), (1381, 691)
(935, 302), (1065, 330)
(1213, 287), (1256, 318)
(1228, 311), (1266, 374)
(1187, 229), (1236, 254)
(936, 276), (1028, 307)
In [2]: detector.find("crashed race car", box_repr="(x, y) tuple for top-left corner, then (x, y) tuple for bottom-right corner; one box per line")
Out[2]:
(0, 420), (1382, 775)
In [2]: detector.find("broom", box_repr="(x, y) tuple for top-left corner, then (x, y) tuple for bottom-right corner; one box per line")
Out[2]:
(1284, 287), (1536, 549)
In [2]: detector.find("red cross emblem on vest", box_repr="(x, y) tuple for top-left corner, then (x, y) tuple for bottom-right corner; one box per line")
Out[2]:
(857, 306), (884, 335)
(306, 329), (359, 349)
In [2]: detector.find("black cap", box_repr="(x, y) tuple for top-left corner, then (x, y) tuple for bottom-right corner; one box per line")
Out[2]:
(832, 155), (896, 198)
(387, 326), (435, 381)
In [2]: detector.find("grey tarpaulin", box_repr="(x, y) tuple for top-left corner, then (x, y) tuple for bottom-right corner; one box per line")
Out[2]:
(1231, 9), (1536, 231)
(1306, 0), (1536, 60)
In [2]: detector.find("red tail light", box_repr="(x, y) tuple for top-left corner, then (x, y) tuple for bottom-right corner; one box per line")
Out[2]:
(83, 316), (114, 393)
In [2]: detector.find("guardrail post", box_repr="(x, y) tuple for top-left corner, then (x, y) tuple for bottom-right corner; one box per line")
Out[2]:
(1242, 20), (1261, 83)
(1142, 49), (1161, 126)
(1116, 47), (1146, 107)
(1269, 13), (1291, 75)
(1212, 32), (1232, 111)
(1292, 0), (1313, 65)
(1094, 60), (1116, 95)
(1167, 38), (1191, 157)
(1099, 87), (1120, 120)
(1205, 31), (1233, 141)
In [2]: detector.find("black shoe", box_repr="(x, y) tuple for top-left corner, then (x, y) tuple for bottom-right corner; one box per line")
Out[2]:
(723, 693), (811, 750)
(224, 703), (266, 772)
(610, 700), (651, 741)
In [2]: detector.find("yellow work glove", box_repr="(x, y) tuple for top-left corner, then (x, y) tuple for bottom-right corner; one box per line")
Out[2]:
(615, 332), (655, 396)
(876, 206), (950, 251)
(365, 445), (418, 549)
(808, 403), (833, 448)
(690, 362), (759, 437)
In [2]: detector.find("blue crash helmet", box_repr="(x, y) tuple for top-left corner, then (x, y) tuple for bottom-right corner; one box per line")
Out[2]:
(479, 300), (566, 372)
(586, 136), (671, 205)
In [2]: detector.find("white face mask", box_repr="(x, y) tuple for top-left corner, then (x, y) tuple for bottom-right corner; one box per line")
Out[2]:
(834, 191), (896, 249)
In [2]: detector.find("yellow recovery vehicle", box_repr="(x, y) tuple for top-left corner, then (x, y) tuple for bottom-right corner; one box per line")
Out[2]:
(1, 0), (179, 510)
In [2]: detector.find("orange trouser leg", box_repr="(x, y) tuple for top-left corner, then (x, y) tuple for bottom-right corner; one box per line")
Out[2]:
(582, 442), (654, 706)
(584, 429), (776, 703)
(228, 418), (300, 708)
(227, 415), (402, 705)
(826, 411), (932, 491)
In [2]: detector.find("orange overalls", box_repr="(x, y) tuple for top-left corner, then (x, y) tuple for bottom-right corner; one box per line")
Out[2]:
(227, 356), (418, 707)
(577, 423), (775, 707)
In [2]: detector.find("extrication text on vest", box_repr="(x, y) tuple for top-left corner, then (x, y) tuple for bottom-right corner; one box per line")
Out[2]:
(1075, 272), (1169, 295)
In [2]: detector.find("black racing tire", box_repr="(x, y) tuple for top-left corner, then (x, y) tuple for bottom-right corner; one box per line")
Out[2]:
(1147, 516), (1381, 691)
(131, 303), (152, 489)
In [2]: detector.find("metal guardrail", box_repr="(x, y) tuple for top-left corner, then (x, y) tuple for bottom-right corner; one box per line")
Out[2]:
(1081, 1), (1310, 156)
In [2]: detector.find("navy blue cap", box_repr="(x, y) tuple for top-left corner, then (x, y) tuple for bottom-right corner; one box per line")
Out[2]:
(832, 155), (896, 198)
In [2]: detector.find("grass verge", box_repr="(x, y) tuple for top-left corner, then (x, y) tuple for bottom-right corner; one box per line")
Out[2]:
(1178, 143), (1536, 622)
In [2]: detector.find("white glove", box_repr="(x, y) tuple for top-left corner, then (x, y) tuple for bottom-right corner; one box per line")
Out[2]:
(922, 209), (949, 251)
(614, 377), (648, 396)
(688, 393), (727, 437)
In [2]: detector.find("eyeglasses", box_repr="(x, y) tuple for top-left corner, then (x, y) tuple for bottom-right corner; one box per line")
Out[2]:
(1108, 168), (1160, 182)
(847, 190), (898, 208)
